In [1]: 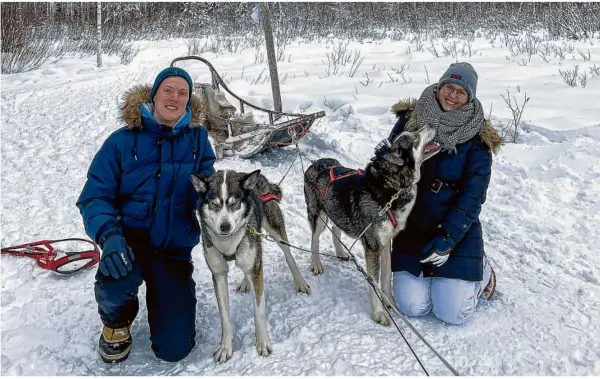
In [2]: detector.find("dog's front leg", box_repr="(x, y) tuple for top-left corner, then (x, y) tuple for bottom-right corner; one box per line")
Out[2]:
(380, 240), (395, 308)
(205, 248), (234, 363)
(365, 247), (392, 326)
(236, 250), (272, 357)
(250, 261), (272, 356)
(212, 272), (234, 362)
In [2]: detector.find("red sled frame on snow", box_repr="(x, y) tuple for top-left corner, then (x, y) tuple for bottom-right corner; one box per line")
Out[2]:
(1, 238), (100, 274)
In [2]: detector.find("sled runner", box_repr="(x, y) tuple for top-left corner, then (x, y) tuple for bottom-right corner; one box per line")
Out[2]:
(170, 56), (325, 158)
(1, 238), (100, 274)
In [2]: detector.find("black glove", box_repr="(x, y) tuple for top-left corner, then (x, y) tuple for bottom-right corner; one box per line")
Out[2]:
(99, 235), (135, 279)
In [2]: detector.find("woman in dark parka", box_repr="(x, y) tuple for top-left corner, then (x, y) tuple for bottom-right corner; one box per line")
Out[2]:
(375, 62), (502, 325)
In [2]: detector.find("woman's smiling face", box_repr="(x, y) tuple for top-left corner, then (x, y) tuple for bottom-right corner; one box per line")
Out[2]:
(437, 83), (469, 111)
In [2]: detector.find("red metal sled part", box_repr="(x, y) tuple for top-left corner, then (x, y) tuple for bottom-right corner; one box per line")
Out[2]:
(171, 55), (325, 158)
(1, 238), (100, 274)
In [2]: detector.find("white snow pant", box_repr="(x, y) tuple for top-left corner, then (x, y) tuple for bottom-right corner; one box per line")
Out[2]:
(392, 257), (492, 325)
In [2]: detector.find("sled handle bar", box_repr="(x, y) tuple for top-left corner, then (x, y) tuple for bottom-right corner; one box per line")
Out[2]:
(170, 55), (320, 124)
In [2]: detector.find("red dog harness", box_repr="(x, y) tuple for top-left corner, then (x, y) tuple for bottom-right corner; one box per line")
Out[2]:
(259, 193), (282, 203)
(314, 166), (398, 228)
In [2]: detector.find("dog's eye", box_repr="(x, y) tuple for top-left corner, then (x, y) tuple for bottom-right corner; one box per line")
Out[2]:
(209, 198), (221, 206)
(227, 197), (240, 207)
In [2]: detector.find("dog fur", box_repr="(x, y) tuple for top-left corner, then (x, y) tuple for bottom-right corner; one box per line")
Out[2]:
(302, 126), (439, 325)
(190, 169), (309, 362)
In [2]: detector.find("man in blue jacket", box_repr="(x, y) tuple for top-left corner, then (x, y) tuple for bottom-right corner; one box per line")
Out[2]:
(77, 67), (215, 363)
(375, 63), (501, 325)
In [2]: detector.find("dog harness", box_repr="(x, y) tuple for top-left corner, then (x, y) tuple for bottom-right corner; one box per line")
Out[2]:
(259, 193), (281, 203)
(313, 166), (398, 228)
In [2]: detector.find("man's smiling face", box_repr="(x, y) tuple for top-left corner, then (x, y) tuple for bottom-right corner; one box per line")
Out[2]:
(152, 76), (190, 126)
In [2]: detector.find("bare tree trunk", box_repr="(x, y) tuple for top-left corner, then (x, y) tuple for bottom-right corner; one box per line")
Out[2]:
(97, 2), (102, 68)
(16, 3), (23, 27)
(260, 3), (282, 118)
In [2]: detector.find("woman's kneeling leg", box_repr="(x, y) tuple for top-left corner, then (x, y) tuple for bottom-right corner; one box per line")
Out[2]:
(392, 271), (432, 317)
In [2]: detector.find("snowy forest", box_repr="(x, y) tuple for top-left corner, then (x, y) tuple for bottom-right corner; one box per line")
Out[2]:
(2, 2), (600, 74)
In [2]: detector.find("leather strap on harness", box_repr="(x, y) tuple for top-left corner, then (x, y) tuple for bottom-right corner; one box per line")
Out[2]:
(259, 193), (282, 203)
(387, 209), (398, 228)
(315, 167), (399, 228)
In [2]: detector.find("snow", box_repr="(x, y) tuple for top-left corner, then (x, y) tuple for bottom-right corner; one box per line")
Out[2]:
(2, 34), (600, 376)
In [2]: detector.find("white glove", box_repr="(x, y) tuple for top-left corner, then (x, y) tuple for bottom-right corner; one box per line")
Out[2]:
(420, 252), (449, 267)
(420, 234), (453, 267)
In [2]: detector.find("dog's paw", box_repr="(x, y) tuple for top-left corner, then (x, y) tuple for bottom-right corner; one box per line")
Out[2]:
(310, 262), (324, 275)
(372, 310), (392, 326)
(256, 338), (273, 357)
(236, 278), (251, 293)
(382, 291), (395, 309)
(213, 340), (234, 363)
(335, 249), (349, 260)
(294, 280), (311, 295)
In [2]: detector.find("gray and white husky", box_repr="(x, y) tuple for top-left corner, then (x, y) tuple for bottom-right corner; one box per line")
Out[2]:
(190, 169), (309, 362)
(303, 126), (440, 325)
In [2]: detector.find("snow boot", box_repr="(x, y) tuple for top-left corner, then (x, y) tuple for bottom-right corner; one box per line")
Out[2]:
(482, 265), (497, 300)
(99, 326), (132, 363)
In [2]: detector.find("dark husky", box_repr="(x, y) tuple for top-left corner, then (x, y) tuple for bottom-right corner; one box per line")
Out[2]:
(191, 169), (309, 362)
(303, 126), (440, 325)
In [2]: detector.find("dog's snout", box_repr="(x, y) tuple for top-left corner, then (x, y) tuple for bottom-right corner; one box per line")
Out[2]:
(219, 222), (232, 234)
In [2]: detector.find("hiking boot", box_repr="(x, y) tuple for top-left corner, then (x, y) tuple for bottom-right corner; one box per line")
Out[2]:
(99, 326), (132, 363)
(482, 265), (497, 300)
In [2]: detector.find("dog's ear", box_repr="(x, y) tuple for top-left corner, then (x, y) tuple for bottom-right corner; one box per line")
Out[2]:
(190, 173), (209, 194)
(379, 149), (405, 166)
(241, 169), (261, 190)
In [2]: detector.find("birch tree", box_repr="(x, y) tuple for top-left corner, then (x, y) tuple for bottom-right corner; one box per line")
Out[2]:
(96, 2), (102, 68)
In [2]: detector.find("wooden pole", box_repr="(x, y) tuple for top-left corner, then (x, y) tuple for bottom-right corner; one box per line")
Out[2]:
(260, 3), (282, 119)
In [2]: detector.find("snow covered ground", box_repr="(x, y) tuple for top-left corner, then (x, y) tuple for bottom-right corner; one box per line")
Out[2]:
(1, 33), (599, 376)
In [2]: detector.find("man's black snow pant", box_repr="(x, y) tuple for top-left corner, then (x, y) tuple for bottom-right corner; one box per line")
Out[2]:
(94, 230), (197, 362)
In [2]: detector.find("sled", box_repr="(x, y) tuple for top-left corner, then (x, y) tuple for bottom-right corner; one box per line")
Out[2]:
(170, 56), (325, 158)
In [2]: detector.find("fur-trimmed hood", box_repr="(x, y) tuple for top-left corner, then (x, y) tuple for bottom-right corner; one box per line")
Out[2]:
(119, 84), (207, 130)
(391, 98), (503, 154)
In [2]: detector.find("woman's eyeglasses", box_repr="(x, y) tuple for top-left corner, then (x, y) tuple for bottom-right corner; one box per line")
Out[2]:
(441, 84), (468, 99)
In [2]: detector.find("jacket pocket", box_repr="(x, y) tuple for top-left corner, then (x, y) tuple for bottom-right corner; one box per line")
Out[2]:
(120, 200), (152, 230)
(121, 200), (150, 220)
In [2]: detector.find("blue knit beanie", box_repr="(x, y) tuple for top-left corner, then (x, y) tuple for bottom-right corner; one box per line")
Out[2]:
(150, 67), (194, 105)
(437, 62), (478, 102)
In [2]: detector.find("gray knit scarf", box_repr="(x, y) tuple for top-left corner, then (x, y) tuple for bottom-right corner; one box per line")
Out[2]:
(408, 84), (485, 152)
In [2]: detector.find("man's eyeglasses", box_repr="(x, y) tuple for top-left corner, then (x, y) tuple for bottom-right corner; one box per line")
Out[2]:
(441, 84), (468, 99)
